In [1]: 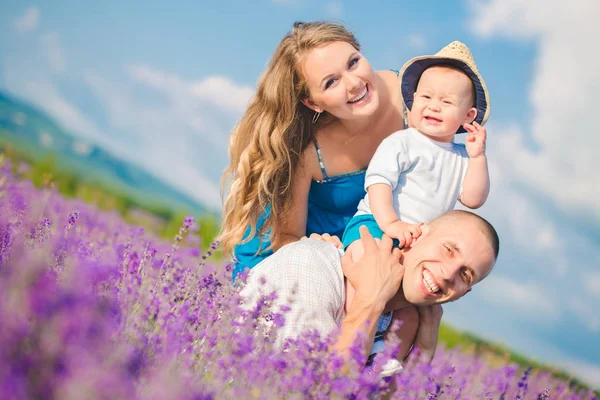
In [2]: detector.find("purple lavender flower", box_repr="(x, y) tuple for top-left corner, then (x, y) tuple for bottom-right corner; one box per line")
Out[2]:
(0, 165), (596, 399)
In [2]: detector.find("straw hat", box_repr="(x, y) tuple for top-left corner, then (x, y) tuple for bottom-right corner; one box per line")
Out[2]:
(399, 41), (490, 133)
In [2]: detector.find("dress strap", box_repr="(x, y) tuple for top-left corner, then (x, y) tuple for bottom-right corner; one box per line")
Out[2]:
(312, 140), (329, 181)
(390, 68), (400, 76)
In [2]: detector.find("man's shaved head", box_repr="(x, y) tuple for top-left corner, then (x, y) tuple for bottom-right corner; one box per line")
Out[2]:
(429, 210), (500, 259)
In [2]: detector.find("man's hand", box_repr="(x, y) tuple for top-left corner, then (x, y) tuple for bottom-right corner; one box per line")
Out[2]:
(464, 121), (487, 159)
(342, 226), (404, 311)
(301, 233), (343, 248)
(411, 304), (443, 364)
(383, 220), (421, 248)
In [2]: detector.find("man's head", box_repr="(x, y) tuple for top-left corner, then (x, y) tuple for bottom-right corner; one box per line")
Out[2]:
(399, 210), (499, 306)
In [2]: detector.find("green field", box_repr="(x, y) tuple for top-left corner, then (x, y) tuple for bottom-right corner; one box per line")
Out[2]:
(0, 138), (221, 252)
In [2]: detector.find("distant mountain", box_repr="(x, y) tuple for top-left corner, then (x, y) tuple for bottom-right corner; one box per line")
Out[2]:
(0, 91), (207, 214)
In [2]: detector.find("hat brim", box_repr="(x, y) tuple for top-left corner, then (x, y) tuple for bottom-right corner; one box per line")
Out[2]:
(400, 56), (489, 134)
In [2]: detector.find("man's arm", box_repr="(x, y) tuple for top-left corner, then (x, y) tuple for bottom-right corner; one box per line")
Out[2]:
(334, 227), (404, 359)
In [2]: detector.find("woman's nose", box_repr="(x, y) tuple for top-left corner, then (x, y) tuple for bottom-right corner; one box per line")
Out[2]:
(345, 73), (362, 91)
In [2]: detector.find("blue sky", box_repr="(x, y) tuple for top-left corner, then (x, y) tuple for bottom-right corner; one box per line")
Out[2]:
(1, 0), (599, 389)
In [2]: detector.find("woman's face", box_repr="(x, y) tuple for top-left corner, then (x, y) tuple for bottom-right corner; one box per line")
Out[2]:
(300, 41), (379, 121)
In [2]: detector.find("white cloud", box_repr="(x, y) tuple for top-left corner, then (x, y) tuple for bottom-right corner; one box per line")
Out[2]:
(127, 65), (253, 114)
(325, 1), (343, 18)
(479, 275), (559, 320)
(83, 67), (251, 210)
(40, 32), (66, 74)
(124, 65), (253, 146)
(471, 0), (600, 219)
(407, 34), (427, 51)
(3, 72), (106, 146)
(568, 296), (600, 333)
(14, 6), (40, 33)
(582, 271), (600, 298)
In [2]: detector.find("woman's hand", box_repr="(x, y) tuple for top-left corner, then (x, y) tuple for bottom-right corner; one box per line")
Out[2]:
(411, 304), (443, 363)
(341, 226), (404, 311)
(301, 232), (343, 248)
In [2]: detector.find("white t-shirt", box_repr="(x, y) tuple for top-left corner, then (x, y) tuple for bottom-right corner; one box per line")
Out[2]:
(240, 239), (346, 345)
(356, 128), (469, 223)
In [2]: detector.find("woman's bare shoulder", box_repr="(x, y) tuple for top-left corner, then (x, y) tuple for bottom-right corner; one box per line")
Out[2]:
(300, 141), (320, 181)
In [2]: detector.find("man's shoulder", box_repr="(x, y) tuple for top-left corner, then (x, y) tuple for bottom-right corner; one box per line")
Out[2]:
(245, 239), (344, 290)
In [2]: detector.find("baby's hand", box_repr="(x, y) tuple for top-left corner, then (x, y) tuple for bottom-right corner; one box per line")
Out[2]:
(384, 221), (422, 248)
(464, 121), (487, 159)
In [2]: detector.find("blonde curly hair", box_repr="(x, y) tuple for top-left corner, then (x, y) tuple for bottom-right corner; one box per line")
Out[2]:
(219, 21), (360, 255)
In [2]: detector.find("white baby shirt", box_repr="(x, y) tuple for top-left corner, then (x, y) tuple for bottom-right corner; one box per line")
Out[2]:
(356, 128), (469, 223)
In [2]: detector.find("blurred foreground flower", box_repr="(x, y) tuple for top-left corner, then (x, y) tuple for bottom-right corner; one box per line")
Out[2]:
(0, 161), (596, 400)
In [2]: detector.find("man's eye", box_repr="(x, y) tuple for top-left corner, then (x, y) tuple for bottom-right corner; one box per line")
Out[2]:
(444, 245), (452, 255)
(422, 95), (431, 99)
(461, 269), (472, 284)
(443, 100), (453, 105)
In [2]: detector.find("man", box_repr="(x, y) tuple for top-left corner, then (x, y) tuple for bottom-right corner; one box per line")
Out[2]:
(240, 210), (499, 367)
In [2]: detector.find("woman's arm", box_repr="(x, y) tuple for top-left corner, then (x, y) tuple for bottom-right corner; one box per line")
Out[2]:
(274, 149), (313, 250)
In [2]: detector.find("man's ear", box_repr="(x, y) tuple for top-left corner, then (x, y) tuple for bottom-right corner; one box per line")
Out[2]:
(464, 107), (478, 125)
(301, 97), (323, 113)
(418, 222), (429, 236)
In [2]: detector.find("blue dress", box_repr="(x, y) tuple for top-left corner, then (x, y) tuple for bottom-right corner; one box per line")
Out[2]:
(232, 140), (367, 280)
(233, 69), (404, 281)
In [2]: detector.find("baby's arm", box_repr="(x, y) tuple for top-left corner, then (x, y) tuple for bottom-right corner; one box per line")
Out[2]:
(365, 133), (422, 248)
(460, 122), (490, 209)
(369, 184), (421, 248)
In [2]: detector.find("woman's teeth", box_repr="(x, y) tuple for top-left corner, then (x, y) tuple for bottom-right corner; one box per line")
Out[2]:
(423, 270), (440, 294)
(348, 86), (368, 103)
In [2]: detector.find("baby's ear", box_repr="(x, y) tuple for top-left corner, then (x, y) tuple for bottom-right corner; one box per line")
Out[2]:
(465, 107), (478, 125)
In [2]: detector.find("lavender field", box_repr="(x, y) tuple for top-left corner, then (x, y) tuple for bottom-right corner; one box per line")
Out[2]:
(0, 157), (596, 400)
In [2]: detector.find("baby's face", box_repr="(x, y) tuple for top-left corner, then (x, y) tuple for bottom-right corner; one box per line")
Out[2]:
(410, 66), (477, 142)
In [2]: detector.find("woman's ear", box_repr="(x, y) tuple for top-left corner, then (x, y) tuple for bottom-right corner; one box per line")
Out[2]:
(301, 98), (323, 113)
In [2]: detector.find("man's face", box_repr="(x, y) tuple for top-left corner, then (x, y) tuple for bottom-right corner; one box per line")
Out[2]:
(400, 218), (496, 306)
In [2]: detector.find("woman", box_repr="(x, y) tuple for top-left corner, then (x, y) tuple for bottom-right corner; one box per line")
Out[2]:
(219, 21), (431, 361)
(220, 21), (407, 275)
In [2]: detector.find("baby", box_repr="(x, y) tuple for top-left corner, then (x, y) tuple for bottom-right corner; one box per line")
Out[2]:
(341, 41), (491, 357)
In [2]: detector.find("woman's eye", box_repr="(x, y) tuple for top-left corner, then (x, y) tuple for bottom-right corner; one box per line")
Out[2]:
(325, 78), (336, 89)
(349, 57), (360, 68)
